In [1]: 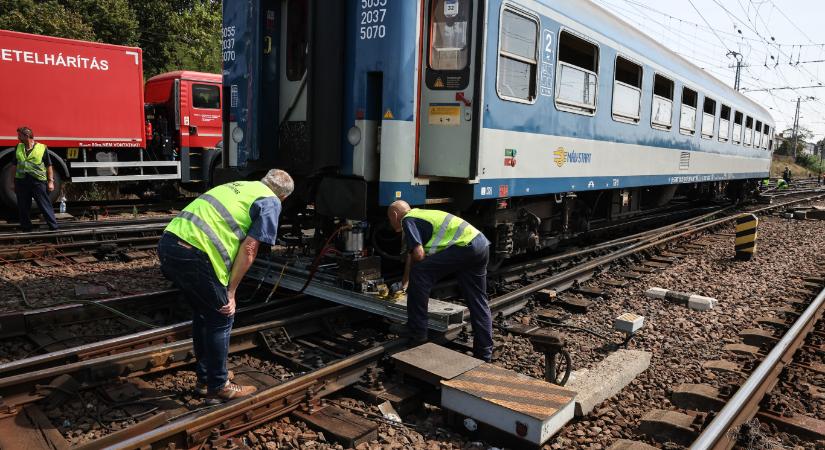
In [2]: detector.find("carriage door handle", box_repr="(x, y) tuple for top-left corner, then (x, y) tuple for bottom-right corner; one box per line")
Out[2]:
(456, 92), (472, 107)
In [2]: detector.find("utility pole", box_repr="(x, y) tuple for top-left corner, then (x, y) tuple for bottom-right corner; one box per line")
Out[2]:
(727, 51), (743, 91)
(792, 97), (801, 159)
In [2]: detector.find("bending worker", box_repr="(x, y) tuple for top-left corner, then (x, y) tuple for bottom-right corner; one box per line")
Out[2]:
(158, 169), (293, 403)
(387, 200), (494, 362)
(13, 127), (58, 231)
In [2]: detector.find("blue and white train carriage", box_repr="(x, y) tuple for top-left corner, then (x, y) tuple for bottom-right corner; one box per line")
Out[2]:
(222, 0), (773, 259)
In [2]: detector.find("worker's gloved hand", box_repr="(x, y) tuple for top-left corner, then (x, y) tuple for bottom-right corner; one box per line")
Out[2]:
(390, 281), (405, 294)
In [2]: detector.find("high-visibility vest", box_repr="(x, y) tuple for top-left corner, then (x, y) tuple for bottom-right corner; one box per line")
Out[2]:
(15, 143), (47, 181)
(165, 181), (277, 285)
(405, 208), (481, 255)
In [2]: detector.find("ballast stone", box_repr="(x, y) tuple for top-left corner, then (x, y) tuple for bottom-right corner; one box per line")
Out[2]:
(565, 349), (652, 416)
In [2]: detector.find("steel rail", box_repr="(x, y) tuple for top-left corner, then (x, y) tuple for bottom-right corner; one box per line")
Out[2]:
(99, 338), (407, 450)
(691, 286), (825, 450)
(487, 193), (825, 316)
(0, 295), (316, 376)
(0, 305), (349, 410)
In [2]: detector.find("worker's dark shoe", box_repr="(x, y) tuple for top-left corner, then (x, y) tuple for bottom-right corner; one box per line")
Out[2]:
(205, 381), (256, 405)
(195, 370), (234, 396)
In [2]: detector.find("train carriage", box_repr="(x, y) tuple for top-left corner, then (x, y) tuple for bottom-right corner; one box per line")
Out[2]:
(222, 0), (774, 260)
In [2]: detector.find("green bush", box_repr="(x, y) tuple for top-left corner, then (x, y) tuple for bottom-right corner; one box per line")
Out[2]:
(795, 153), (825, 174)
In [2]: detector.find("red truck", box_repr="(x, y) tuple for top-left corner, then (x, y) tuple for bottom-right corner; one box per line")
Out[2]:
(0, 30), (222, 208)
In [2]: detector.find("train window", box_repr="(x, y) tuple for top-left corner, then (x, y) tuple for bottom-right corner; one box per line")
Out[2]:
(612, 56), (642, 123)
(192, 84), (220, 110)
(497, 8), (539, 103)
(763, 125), (771, 149)
(555, 30), (599, 115)
(651, 74), (674, 130)
(286, 0), (308, 81)
(755, 121), (763, 149)
(719, 105), (731, 142)
(701, 97), (716, 139)
(429, 0), (471, 71)
(733, 111), (743, 144)
(679, 87), (698, 135)
(744, 116), (754, 146)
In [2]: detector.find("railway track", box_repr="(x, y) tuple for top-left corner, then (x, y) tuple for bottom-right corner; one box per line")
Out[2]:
(0, 301), (396, 449)
(628, 273), (825, 449)
(0, 219), (169, 263)
(2, 191), (824, 449)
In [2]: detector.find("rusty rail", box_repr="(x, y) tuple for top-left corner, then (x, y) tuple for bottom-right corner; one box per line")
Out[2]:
(96, 338), (407, 450)
(690, 286), (825, 449)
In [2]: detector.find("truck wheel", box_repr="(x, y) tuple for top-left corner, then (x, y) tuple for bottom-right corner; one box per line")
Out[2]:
(0, 163), (63, 209)
(0, 162), (16, 209)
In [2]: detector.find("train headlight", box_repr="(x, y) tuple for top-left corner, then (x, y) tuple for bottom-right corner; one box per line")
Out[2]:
(347, 126), (362, 146)
(231, 126), (244, 143)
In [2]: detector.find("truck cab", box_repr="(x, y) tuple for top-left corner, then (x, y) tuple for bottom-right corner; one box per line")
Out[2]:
(144, 71), (223, 186)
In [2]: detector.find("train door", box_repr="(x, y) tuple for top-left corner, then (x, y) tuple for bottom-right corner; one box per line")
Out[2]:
(184, 81), (222, 148)
(418, 0), (480, 179)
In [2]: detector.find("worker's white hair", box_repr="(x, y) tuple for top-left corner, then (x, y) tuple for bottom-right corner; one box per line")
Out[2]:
(261, 169), (294, 198)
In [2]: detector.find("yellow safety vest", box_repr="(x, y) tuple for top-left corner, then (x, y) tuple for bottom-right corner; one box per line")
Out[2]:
(405, 208), (481, 255)
(165, 181), (277, 285)
(15, 143), (47, 181)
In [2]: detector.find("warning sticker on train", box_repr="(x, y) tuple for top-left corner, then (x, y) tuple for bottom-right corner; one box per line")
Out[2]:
(429, 104), (461, 126)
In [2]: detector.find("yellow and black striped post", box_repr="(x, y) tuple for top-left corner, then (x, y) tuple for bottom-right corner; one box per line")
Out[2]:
(735, 213), (758, 261)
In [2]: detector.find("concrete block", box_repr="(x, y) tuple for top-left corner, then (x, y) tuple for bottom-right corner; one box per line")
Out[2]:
(645, 287), (667, 299)
(613, 313), (644, 334)
(688, 294), (717, 311)
(565, 349), (651, 416)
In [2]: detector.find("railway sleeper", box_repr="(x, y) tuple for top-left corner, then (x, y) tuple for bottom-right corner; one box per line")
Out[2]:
(671, 382), (825, 441)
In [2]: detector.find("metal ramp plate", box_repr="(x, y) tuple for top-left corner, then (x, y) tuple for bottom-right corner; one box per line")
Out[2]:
(246, 262), (466, 332)
(392, 343), (483, 385)
(441, 363), (576, 446)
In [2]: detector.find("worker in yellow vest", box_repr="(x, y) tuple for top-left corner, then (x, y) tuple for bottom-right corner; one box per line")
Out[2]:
(387, 200), (494, 362)
(158, 169), (293, 403)
(13, 127), (58, 231)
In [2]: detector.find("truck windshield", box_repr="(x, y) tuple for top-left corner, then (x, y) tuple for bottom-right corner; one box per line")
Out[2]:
(429, 0), (470, 71)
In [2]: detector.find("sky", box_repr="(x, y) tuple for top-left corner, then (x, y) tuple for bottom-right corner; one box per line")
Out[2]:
(593, 0), (825, 143)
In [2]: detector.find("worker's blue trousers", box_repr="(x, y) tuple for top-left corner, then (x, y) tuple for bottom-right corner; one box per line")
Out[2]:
(158, 233), (233, 394)
(15, 176), (58, 230)
(407, 235), (494, 361)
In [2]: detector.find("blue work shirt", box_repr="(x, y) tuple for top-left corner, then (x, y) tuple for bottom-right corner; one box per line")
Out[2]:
(247, 197), (281, 245)
(401, 217), (489, 254)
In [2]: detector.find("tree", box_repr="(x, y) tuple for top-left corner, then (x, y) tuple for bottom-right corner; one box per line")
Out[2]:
(63, 0), (140, 46)
(163, 0), (222, 75)
(776, 127), (814, 156)
(0, 0), (222, 78)
(0, 0), (96, 41)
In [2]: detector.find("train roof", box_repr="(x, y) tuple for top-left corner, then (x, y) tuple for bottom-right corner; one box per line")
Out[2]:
(539, 0), (773, 124)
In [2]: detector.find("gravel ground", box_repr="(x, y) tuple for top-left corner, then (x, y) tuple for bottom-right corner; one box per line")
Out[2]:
(0, 254), (169, 311)
(488, 212), (825, 449)
(17, 204), (825, 449)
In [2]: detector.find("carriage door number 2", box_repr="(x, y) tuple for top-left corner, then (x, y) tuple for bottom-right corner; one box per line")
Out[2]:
(360, 0), (388, 40)
(540, 29), (554, 97)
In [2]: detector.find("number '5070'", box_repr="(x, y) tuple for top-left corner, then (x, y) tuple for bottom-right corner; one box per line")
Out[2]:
(360, 25), (386, 40)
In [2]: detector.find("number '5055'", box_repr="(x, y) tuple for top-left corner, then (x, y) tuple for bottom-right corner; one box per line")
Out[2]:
(361, 0), (387, 7)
